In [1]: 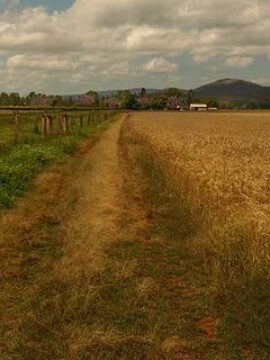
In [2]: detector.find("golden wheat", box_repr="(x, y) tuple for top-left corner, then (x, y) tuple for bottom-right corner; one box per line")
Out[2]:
(125, 111), (270, 281)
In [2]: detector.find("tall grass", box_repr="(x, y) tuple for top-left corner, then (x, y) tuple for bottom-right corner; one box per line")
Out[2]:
(124, 111), (270, 356)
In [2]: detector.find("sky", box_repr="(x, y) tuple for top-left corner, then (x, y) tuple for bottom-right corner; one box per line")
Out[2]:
(0, 0), (269, 94)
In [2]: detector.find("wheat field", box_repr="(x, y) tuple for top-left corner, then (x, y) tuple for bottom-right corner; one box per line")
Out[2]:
(124, 111), (270, 349)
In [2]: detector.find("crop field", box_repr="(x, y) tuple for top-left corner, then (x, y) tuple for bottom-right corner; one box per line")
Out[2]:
(123, 111), (270, 355)
(1, 111), (270, 359)
(0, 109), (117, 208)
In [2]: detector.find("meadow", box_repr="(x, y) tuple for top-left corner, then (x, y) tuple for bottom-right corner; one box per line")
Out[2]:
(0, 109), (117, 208)
(123, 111), (270, 356)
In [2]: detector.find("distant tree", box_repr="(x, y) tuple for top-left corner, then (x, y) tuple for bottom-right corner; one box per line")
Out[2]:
(20, 96), (27, 106)
(75, 94), (98, 107)
(26, 92), (51, 107)
(51, 95), (64, 107)
(167, 96), (181, 109)
(149, 95), (160, 109)
(26, 91), (36, 106)
(86, 91), (99, 106)
(102, 96), (118, 108)
(9, 92), (21, 106)
(65, 97), (74, 107)
(140, 87), (146, 97)
(137, 95), (150, 109)
(207, 99), (219, 108)
(164, 88), (181, 98)
(186, 90), (195, 106)
(159, 95), (168, 109)
(0, 92), (10, 106)
(116, 90), (138, 109)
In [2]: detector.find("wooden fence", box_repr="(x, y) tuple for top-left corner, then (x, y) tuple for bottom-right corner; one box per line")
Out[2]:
(3, 109), (117, 145)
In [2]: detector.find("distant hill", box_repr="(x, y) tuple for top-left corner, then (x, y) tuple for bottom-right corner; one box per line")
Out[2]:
(63, 88), (162, 100)
(64, 78), (270, 108)
(97, 88), (162, 97)
(194, 78), (270, 101)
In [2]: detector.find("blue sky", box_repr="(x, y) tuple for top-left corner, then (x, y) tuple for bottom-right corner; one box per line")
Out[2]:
(20, 0), (74, 11)
(0, 0), (269, 94)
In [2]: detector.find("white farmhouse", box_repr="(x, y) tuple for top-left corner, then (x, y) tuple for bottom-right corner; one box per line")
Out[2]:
(189, 103), (208, 111)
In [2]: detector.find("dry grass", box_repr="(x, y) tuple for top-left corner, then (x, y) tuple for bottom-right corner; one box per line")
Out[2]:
(0, 119), (120, 359)
(1, 114), (229, 359)
(124, 111), (270, 356)
(2, 112), (269, 359)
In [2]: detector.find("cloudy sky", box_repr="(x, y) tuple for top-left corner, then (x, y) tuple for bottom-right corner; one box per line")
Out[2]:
(0, 0), (269, 94)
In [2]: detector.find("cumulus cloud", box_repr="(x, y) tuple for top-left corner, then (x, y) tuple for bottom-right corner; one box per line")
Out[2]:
(143, 57), (178, 73)
(225, 56), (254, 67)
(0, 0), (269, 92)
(7, 54), (80, 71)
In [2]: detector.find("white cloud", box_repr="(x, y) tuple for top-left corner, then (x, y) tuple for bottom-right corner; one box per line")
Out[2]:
(0, 0), (269, 91)
(6, 54), (80, 71)
(225, 56), (254, 67)
(143, 57), (178, 73)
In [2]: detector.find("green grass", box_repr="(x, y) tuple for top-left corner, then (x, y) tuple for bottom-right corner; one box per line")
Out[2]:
(0, 145), (59, 207)
(0, 114), (118, 359)
(0, 111), (117, 208)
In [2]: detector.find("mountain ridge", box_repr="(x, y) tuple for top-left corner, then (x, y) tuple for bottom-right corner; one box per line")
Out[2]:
(65, 78), (270, 105)
(194, 78), (270, 100)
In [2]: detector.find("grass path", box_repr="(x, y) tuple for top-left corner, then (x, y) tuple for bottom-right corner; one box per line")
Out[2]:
(0, 115), (250, 359)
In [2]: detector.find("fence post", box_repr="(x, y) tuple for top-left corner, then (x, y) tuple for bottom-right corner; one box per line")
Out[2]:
(70, 115), (74, 131)
(87, 114), (91, 126)
(14, 111), (21, 143)
(47, 115), (53, 135)
(63, 114), (69, 134)
(80, 115), (84, 128)
(57, 114), (63, 135)
(50, 115), (54, 134)
(45, 115), (51, 136)
(41, 115), (47, 139)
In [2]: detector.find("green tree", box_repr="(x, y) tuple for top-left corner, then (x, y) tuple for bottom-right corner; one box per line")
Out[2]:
(186, 90), (195, 106)
(116, 90), (138, 109)
(207, 99), (219, 108)
(26, 92), (36, 106)
(164, 88), (181, 98)
(86, 91), (99, 106)
(0, 92), (10, 106)
(140, 87), (146, 97)
(9, 92), (21, 106)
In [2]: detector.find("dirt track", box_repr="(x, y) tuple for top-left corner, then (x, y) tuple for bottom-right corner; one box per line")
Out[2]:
(0, 117), (129, 358)
(59, 117), (126, 277)
(0, 115), (236, 359)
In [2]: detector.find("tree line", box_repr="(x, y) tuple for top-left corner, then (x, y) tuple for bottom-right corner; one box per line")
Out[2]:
(0, 88), (199, 109)
(2, 87), (267, 110)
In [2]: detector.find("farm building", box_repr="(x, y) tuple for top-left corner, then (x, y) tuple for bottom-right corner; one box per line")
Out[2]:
(190, 103), (208, 111)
